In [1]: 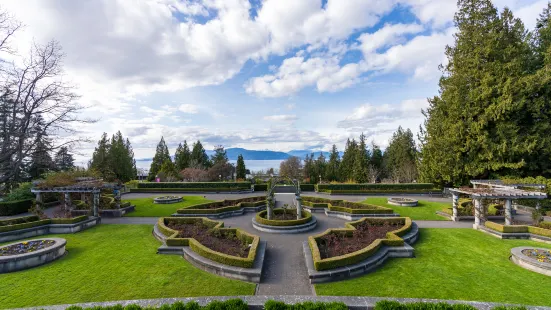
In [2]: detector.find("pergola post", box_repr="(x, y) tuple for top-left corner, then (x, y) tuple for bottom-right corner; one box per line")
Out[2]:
(266, 195), (273, 220)
(451, 193), (459, 221)
(114, 189), (121, 209)
(64, 193), (72, 212)
(93, 192), (100, 217)
(35, 192), (42, 206)
(504, 199), (513, 225)
(295, 195), (302, 220)
(473, 198), (484, 229)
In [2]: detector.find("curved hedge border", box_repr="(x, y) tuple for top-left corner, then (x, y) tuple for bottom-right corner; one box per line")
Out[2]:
(301, 196), (393, 215)
(138, 182), (251, 189)
(484, 221), (551, 237)
(176, 196), (266, 215)
(255, 209), (312, 226)
(157, 217), (260, 268)
(0, 199), (33, 216)
(308, 217), (412, 271)
(320, 189), (440, 195)
(0, 215), (89, 233)
(317, 183), (436, 191)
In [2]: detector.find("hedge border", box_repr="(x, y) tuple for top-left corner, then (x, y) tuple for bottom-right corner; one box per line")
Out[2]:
(176, 196), (266, 215)
(317, 183), (436, 191)
(484, 221), (551, 237)
(0, 216), (89, 233)
(0, 199), (34, 216)
(158, 217), (261, 268)
(0, 215), (39, 226)
(137, 182), (251, 189)
(319, 189), (440, 195)
(301, 196), (393, 215)
(130, 188), (251, 193)
(255, 209), (313, 226)
(308, 217), (412, 271)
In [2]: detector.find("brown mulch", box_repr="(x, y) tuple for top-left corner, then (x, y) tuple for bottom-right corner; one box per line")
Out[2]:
(316, 221), (403, 259)
(166, 222), (250, 257)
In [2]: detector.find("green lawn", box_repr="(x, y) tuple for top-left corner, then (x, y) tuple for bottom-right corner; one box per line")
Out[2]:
(361, 197), (450, 220)
(123, 196), (213, 217)
(316, 228), (551, 306)
(0, 225), (255, 309)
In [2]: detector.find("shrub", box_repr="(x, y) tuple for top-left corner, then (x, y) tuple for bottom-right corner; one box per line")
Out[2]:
(125, 180), (140, 189)
(3, 182), (34, 201)
(50, 215), (88, 224)
(137, 182), (251, 189)
(0, 219), (51, 233)
(264, 300), (347, 310)
(0, 215), (39, 226)
(0, 199), (33, 216)
(317, 183), (436, 191)
(375, 300), (477, 310)
(253, 184), (268, 191)
(300, 184), (315, 191)
(539, 221), (551, 229)
(130, 188), (246, 193)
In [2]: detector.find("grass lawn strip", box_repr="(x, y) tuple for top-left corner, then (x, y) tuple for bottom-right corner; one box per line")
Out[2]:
(361, 197), (450, 221)
(122, 196), (213, 217)
(0, 225), (255, 309)
(315, 228), (551, 306)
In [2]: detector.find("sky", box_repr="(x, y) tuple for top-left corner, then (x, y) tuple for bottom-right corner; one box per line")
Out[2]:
(1, 0), (548, 163)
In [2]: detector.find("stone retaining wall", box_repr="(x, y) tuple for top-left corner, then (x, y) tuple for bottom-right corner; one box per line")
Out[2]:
(0, 237), (66, 273)
(0, 217), (100, 243)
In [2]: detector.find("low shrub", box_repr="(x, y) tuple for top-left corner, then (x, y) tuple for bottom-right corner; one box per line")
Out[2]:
(528, 226), (551, 237)
(50, 215), (88, 225)
(264, 300), (347, 310)
(0, 215), (39, 226)
(0, 199), (33, 216)
(125, 180), (140, 189)
(2, 182), (34, 202)
(65, 299), (249, 310)
(321, 189), (439, 195)
(375, 300), (477, 310)
(539, 221), (551, 229)
(253, 184), (268, 191)
(130, 188), (246, 193)
(137, 182), (251, 189)
(302, 196), (392, 214)
(300, 184), (315, 191)
(0, 219), (51, 233)
(255, 209), (312, 226)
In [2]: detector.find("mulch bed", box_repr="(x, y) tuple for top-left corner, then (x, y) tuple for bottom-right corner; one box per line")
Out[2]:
(317, 221), (403, 259)
(166, 221), (250, 257)
(0, 240), (55, 256)
(271, 212), (298, 220)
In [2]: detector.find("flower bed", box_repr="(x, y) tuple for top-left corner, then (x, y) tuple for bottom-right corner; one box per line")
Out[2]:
(511, 246), (551, 277)
(522, 248), (551, 263)
(0, 239), (55, 256)
(255, 209), (312, 226)
(153, 196), (183, 204)
(157, 217), (260, 268)
(387, 197), (418, 207)
(176, 196), (266, 215)
(308, 217), (412, 271)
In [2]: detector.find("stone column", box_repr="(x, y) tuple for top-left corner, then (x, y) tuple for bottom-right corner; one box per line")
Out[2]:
(35, 192), (42, 205)
(504, 199), (513, 225)
(266, 196), (273, 220)
(93, 192), (100, 217)
(295, 195), (303, 220)
(451, 193), (459, 222)
(114, 189), (121, 209)
(473, 198), (483, 229)
(64, 193), (72, 212)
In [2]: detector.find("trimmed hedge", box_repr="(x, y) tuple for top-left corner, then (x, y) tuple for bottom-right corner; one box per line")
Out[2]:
(320, 189), (439, 195)
(308, 217), (412, 271)
(0, 216), (89, 233)
(301, 196), (393, 215)
(130, 188), (247, 193)
(0, 199), (33, 216)
(176, 196), (266, 215)
(0, 219), (51, 233)
(0, 215), (39, 226)
(265, 300), (347, 310)
(159, 217), (260, 268)
(255, 209), (313, 226)
(300, 184), (315, 191)
(484, 221), (551, 237)
(317, 183), (436, 191)
(137, 182), (251, 189)
(50, 215), (89, 224)
(375, 300), (478, 310)
(540, 221), (551, 229)
(253, 184), (268, 191)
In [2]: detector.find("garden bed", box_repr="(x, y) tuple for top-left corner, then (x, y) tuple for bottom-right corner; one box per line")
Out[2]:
(0, 238), (67, 273)
(301, 196), (395, 219)
(387, 197), (418, 207)
(173, 196), (266, 218)
(252, 209), (317, 233)
(511, 246), (551, 276)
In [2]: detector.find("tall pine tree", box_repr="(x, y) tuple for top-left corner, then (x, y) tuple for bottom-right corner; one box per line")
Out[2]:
(148, 137), (171, 181)
(174, 140), (191, 171)
(353, 133), (370, 183)
(190, 140), (210, 169)
(89, 133), (113, 180)
(236, 154), (246, 179)
(340, 138), (357, 182)
(325, 144), (340, 182)
(54, 146), (75, 171)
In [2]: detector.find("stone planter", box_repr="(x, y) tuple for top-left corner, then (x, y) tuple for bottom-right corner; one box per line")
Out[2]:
(154, 196), (183, 204)
(388, 198), (418, 207)
(0, 238), (66, 273)
(510, 247), (551, 276)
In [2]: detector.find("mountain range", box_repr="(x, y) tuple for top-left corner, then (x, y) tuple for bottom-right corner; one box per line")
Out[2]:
(136, 148), (339, 161)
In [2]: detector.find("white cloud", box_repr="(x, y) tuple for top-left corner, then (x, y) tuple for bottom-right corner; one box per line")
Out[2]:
(263, 114), (298, 122)
(358, 23), (424, 54)
(179, 104), (199, 114)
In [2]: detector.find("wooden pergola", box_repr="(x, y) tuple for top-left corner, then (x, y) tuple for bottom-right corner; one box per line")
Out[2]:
(31, 178), (124, 217)
(450, 180), (547, 227)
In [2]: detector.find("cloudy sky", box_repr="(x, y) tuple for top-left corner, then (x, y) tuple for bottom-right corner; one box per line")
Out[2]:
(2, 0), (547, 161)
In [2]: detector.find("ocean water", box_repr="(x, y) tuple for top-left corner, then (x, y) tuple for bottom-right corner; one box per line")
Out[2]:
(135, 159), (283, 173)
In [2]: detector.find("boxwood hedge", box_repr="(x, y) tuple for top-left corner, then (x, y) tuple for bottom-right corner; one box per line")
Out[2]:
(484, 221), (551, 237)
(0, 215), (39, 226)
(308, 217), (412, 271)
(375, 300), (478, 310)
(130, 188), (248, 193)
(176, 196), (266, 215)
(159, 217), (260, 268)
(0, 199), (33, 216)
(317, 183), (436, 191)
(0, 216), (89, 233)
(255, 208), (313, 226)
(301, 196), (393, 214)
(137, 182), (251, 189)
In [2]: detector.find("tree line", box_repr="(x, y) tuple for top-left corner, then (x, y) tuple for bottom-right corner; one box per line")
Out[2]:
(147, 137), (247, 182)
(279, 126), (418, 184)
(88, 132), (137, 182)
(419, 0), (551, 186)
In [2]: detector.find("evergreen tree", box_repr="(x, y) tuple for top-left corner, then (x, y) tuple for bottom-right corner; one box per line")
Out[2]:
(174, 140), (191, 171)
(340, 138), (357, 182)
(385, 127), (418, 183)
(107, 131), (135, 182)
(54, 146), (75, 171)
(353, 133), (370, 183)
(315, 152), (327, 183)
(126, 138), (137, 180)
(302, 153), (315, 183)
(90, 133), (113, 180)
(190, 140), (210, 169)
(159, 159), (177, 178)
(236, 154), (246, 179)
(419, 0), (549, 185)
(368, 141), (384, 182)
(27, 139), (54, 179)
(148, 137), (171, 181)
(211, 145), (228, 166)
(325, 144), (340, 182)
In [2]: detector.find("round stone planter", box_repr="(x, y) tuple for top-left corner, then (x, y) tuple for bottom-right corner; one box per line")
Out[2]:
(511, 246), (551, 276)
(388, 197), (418, 207)
(0, 238), (66, 273)
(252, 210), (317, 234)
(153, 196), (183, 204)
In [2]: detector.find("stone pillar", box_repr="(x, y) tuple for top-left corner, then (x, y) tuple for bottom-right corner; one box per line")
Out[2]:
(64, 193), (72, 212)
(266, 196), (273, 220)
(114, 189), (121, 209)
(451, 193), (459, 222)
(295, 195), (303, 220)
(93, 192), (100, 217)
(504, 199), (513, 225)
(473, 198), (483, 229)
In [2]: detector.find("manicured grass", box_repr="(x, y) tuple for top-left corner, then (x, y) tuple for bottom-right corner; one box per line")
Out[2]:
(123, 196), (213, 217)
(0, 225), (255, 309)
(315, 228), (551, 306)
(361, 197), (450, 220)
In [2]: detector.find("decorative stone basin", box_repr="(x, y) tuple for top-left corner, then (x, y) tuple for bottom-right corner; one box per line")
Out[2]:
(154, 196), (183, 204)
(388, 197), (418, 207)
(0, 238), (66, 273)
(511, 246), (551, 276)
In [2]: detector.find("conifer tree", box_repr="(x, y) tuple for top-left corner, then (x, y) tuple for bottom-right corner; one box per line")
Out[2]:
(340, 138), (357, 182)
(148, 137), (171, 181)
(353, 133), (370, 183)
(190, 140), (210, 169)
(315, 152), (326, 183)
(54, 146), (75, 171)
(236, 154), (246, 179)
(90, 133), (112, 179)
(174, 140), (191, 171)
(211, 145), (228, 165)
(325, 144), (340, 182)
(385, 127), (417, 183)
(27, 139), (54, 179)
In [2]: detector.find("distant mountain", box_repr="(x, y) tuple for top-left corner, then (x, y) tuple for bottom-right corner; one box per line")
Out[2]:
(225, 148), (290, 160)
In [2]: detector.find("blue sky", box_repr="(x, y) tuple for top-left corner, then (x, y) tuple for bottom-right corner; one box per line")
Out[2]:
(2, 0), (547, 162)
